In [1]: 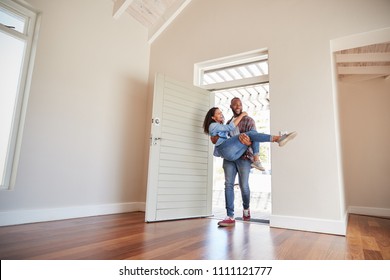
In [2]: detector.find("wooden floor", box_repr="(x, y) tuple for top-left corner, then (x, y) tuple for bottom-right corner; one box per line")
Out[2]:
(0, 212), (389, 260)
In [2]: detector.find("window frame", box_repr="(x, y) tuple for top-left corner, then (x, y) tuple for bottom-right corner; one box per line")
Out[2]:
(194, 49), (269, 91)
(0, 0), (40, 190)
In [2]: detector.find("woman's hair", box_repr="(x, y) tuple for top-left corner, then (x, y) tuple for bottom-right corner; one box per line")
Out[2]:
(203, 107), (219, 134)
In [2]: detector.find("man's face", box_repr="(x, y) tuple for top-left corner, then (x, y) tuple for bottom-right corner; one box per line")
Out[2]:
(230, 98), (243, 117)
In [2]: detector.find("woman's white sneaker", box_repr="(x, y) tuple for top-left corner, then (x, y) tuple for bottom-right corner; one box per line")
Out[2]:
(278, 131), (297, 147)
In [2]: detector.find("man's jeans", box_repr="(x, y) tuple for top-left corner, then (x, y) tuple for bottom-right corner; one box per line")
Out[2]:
(223, 157), (251, 217)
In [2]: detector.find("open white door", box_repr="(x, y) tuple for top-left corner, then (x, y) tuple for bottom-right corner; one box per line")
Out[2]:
(145, 73), (214, 222)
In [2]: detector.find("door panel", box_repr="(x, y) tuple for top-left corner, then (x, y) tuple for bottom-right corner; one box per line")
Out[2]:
(145, 73), (214, 222)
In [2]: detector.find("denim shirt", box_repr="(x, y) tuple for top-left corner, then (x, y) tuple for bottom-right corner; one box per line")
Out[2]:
(209, 121), (236, 157)
(208, 121), (236, 145)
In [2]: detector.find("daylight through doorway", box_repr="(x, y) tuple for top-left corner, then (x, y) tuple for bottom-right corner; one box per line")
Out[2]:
(212, 83), (272, 222)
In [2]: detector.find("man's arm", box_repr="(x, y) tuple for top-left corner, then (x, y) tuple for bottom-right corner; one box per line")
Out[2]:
(211, 134), (251, 146)
(210, 135), (219, 144)
(239, 133), (252, 146)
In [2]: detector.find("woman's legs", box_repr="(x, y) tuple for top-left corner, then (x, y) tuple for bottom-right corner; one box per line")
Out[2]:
(216, 131), (297, 162)
(216, 136), (248, 161)
(245, 131), (273, 149)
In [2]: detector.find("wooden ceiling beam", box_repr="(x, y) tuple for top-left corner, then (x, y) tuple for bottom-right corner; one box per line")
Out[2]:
(337, 66), (390, 75)
(113, 0), (135, 19)
(338, 74), (385, 82)
(335, 53), (390, 63)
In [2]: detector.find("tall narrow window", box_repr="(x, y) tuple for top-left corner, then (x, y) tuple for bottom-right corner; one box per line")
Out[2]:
(0, 0), (38, 189)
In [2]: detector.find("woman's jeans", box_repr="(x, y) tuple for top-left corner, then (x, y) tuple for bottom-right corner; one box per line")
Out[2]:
(216, 131), (272, 161)
(223, 158), (251, 217)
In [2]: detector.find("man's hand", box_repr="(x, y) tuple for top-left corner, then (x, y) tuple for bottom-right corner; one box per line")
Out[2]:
(210, 135), (219, 144)
(239, 133), (252, 146)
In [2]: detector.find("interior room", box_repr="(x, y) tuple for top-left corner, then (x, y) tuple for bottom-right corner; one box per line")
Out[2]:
(0, 0), (389, 260)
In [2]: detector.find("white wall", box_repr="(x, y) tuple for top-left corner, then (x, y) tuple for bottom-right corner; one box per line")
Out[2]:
(0, 0), (150, 225)
(339, 78), (390, 216)
(146, 0), (390, 234)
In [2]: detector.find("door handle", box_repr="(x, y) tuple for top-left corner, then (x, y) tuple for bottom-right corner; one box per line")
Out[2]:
(151, 137), (162, 145)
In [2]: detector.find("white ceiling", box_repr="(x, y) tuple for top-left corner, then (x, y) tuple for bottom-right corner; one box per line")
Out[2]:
(112, 0), (191, 43)
(111, 1), (390, 82)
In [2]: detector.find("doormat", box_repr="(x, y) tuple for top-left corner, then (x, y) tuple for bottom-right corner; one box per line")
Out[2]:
(235, 217), (270, 224)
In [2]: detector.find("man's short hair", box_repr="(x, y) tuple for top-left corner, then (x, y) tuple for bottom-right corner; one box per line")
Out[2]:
(231, 97), (241, 104)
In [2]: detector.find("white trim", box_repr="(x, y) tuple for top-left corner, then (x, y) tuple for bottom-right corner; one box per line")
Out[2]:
(9, 13), (41, 189)
(270, 213), (348, 236)
(112, 0), (134, 20)
(330, 27), (390, 52)
(329, 39), (347, 220)
(348, 206), (390, 218)
(0, 202), (146, 226)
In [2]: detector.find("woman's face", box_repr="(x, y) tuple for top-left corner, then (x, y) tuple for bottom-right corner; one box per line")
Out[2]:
(212, 108), (224, 123)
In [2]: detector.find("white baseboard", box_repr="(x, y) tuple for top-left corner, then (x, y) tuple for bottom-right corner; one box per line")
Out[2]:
(270, 212), (348, 236)
(348, 206), (390, 218)
(0, 202), (146, 226)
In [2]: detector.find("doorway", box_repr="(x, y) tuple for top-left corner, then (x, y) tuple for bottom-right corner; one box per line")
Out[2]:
(211, 84), (272, 222)
(194, 49), (272, 222)
(331, 29), (390, 217)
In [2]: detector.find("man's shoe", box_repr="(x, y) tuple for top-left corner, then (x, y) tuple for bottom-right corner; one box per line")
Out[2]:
(218, 217), (235, 227)
(243, 209), (251, 221)
(278, 131), (297, 147)
(251, 161), (265, 171)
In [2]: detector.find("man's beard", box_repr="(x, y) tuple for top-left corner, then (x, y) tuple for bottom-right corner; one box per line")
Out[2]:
(233, 110), (242, 117)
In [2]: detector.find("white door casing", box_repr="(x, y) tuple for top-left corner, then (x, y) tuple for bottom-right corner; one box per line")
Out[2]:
(145, 73), (214, 222)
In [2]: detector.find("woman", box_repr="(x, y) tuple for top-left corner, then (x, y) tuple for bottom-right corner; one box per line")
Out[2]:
(203, 107), (297, 168)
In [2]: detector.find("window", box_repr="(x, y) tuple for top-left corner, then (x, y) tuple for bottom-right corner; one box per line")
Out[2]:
(0, 0), (39, 189)
(202, 59), (268, 85)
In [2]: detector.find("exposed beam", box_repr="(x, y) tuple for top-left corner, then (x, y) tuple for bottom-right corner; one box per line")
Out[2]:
(335, 53), (390, 63)
(338, 74), (385, 82)
(337, 66), (390, 75)
(113, 0), (134, 20)
(148, 0), (192, 44)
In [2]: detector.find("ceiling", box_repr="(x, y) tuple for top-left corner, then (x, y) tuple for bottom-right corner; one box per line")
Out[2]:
(112, 0), (191, 43)
(335, 42), (390, 82)
(111, 1), (390, 82)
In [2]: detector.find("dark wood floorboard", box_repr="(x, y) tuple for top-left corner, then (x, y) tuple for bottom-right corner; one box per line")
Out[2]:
(0, 213), (389, 260)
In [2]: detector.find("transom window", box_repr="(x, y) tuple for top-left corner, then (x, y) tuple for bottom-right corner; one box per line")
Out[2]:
(202, 59), (268, 85)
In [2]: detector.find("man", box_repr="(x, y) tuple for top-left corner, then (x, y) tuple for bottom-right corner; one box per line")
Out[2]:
(211, 97), (255, 227)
